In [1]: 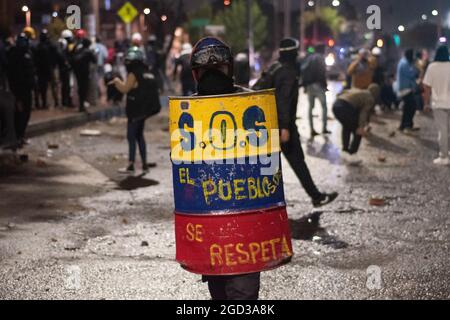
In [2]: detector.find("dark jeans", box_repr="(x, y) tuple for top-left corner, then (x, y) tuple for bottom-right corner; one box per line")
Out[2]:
(333, 99), (362, 155)
(204, 273), (260, 300)
(281, 126), (322, 201)
(75, 72), (89, 112)
(60, 71), (72, 107)
(127, 118), (147, 164)
(37, 76), (49, 109)
(13, 89), (32, 140)
(400, 93), (417, 130)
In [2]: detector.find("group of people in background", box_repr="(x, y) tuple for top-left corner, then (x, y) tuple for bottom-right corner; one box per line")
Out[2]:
(298, 40), (450, 166)
(0, 27), (167, 150)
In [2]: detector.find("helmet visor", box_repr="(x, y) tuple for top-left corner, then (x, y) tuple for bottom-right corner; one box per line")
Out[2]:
(191, 46), (232, 69)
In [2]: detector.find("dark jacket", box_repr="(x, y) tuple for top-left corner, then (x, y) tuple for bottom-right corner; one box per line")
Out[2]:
(273, 61), (299, 130)
(6, 45), (36, 93)
(71, 44), (96, 78)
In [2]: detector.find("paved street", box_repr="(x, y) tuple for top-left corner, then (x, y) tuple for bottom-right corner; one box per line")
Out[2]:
(1, 85), (449, 300)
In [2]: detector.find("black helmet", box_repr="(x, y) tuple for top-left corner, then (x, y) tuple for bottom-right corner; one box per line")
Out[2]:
(191, 37), (233, 71)
(125, 46), (144, 63)
(16, 33), (29, 48)
(279, 38), (299, 52)
(40, 29), (49, 42)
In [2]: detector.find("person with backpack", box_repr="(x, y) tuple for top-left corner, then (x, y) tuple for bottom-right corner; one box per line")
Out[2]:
(110, 47), (161, 175)
(255, 38), (338, 208)
(301, 44), (330, 138)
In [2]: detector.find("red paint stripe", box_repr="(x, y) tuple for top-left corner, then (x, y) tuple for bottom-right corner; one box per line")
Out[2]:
(175, 206), (293, 275)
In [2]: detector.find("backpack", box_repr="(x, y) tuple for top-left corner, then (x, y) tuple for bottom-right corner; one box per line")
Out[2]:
(300, 54), (321, 87)
(127, 69), (161, 121)
(252, 61), (282, 90)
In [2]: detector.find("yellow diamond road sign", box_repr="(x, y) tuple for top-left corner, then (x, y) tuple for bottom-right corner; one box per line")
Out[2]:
(118, 2), (139, 24)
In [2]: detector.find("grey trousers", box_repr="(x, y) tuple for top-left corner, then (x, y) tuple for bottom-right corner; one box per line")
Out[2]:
(434, 108), (450, 158)
(307, 83), (328, 132)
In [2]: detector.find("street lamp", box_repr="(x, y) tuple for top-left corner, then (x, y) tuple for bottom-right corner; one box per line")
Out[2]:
(22, 5), (31, 28)
(332, 0), (340, 7)
(308, 1), (315, 7)
(432, 10), (439, 16)
(161, 15), (168, 22)
(398, 25), (405, 32)
(143, 8), (151, 15)
(421, 14), (427, 21)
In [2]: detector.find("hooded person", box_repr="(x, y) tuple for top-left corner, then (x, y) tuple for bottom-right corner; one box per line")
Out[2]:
(189, 37), (262, 300)
(273, 38), (338, 207)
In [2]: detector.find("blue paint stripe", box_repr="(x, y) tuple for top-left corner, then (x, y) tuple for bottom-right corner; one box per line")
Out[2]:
(172, 155), (286, 214)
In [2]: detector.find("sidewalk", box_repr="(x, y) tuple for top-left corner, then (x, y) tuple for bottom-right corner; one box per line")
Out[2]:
(27, 95), (169, 138)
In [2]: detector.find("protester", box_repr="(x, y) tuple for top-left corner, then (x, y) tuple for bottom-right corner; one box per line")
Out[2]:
(6, 33), (36, 146)
(273, 38), (338, 207)
(110, 47), (160, 174)
(423, 45), (450, 166)
(396, 49), (420, 133)
(189, 37), (263, 300)
(333, 84), (380, 165)
(173, 43), (195, 96)
(301, 43), (330, 137)
(347, 48), (377, 90)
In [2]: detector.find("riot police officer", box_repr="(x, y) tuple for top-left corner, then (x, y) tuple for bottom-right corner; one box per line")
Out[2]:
(35, 29), (59, 109)
(190, 37), (260, 300)
(71, 31), (96, 112)
(6, 33), (35, 146)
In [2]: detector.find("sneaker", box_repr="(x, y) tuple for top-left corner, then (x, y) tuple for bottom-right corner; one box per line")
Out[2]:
(313, 192), (339, 208)
(433, 157), (450, 166)
(341, 152), (362, 166)
(118, 164), (135, 174)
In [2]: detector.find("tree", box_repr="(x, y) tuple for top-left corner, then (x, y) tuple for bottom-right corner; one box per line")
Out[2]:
(213, 0), (268, 53)
(303, 6), (345, 40)
(185, 4), (214, 45)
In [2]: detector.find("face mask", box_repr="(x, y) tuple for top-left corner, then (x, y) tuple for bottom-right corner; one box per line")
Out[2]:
(197, 68), (234, 95)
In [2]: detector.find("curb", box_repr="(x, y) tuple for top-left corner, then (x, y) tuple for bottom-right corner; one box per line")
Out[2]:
(27, 104), (126, 138)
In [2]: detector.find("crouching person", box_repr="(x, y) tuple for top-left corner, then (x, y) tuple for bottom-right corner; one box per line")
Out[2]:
(333, 83), (380, 165)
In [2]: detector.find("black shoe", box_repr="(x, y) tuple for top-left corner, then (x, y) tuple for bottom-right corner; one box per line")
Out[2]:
(322, 129), (332, 135)
(142, 164), (149, 173)
(313, 192), (338, 208)
(118, 164), (135, 175)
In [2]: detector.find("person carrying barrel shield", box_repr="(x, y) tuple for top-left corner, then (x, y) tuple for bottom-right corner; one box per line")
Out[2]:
(169, 37), (293, 300)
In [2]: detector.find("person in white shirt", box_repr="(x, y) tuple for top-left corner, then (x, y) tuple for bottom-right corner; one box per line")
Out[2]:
(423, 45), (450, 166)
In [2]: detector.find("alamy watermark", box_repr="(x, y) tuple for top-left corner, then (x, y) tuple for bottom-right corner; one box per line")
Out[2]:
(65, 265), (81, 291)
(366, 265), (383, 290)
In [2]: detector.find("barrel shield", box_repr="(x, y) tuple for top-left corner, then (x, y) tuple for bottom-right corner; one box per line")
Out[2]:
(170, 90), (293, 275)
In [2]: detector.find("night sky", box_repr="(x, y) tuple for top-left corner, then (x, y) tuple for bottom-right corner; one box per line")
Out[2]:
(343, 0), (450, 31)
